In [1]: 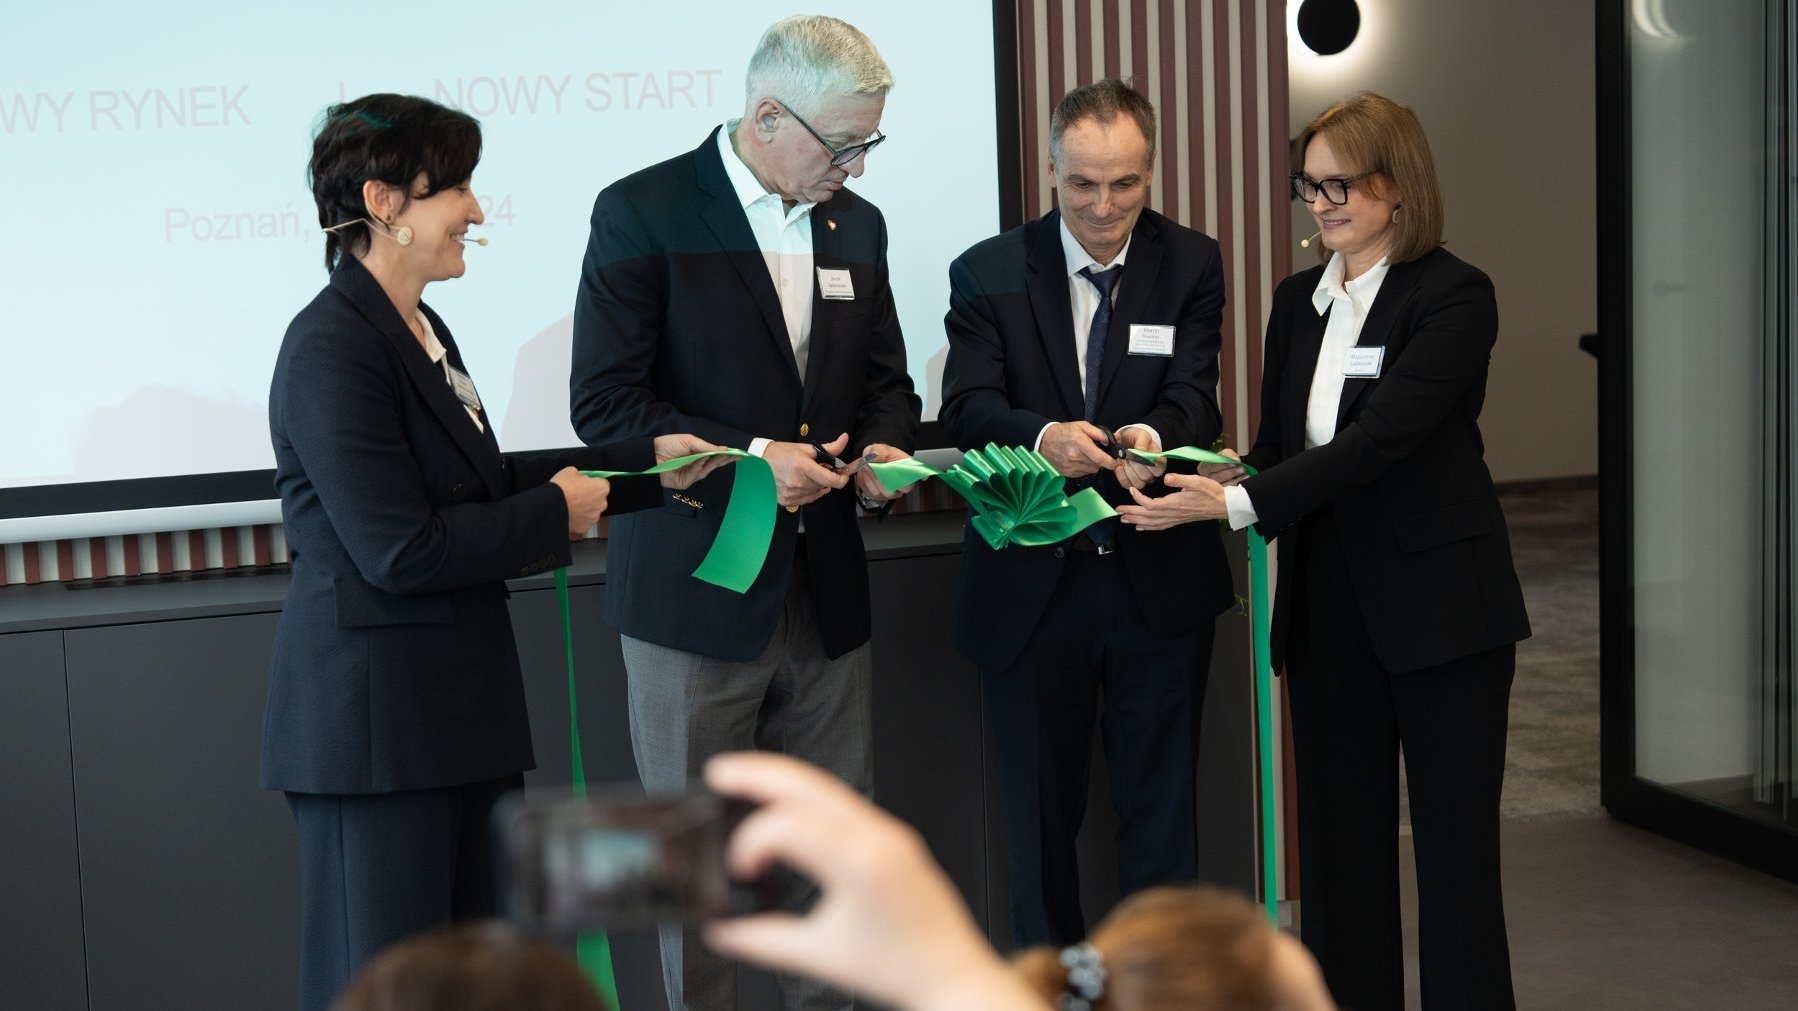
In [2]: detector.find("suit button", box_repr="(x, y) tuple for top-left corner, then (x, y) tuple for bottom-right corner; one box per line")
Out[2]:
(1053, 547), (1067, 559)
(451, 483), (466, 501)
(798, 423), (810, 437)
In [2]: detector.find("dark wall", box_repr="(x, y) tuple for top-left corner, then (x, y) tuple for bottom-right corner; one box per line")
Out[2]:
(0, 519), (1258, 1011)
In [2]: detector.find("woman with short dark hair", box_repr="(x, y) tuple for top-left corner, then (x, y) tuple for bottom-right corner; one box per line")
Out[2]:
(262, 92), (725, 1011)
(1118, 91), (1530, 1009)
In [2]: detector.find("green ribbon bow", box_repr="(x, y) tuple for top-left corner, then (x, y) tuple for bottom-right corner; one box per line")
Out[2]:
(879, 441), (1276, 921)
(870, 444), (1117, 549)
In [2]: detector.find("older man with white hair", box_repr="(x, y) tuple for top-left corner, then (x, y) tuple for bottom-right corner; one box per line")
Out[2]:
(570, 14), (920, 1011)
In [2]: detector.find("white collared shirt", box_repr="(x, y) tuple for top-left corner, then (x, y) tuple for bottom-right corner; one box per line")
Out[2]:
(718, 122), (817, 461)
(1033, 220), (1161, 452)
(416, 312), (483, 433)
(717, 121), (816, 380)
(1060, 219), (1130, 398)
(1224, 252), (1390, 529)
(1303, 253), (1390, 450)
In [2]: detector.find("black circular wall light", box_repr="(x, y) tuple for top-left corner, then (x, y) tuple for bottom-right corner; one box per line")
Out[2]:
(1296, 0), (1361, 56)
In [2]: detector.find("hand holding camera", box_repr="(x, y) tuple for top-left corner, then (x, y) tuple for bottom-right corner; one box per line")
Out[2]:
(699, 752), (1042, 1011)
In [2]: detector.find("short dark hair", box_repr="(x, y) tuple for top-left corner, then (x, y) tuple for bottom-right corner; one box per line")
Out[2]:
(1049, 79), (1157, 166)
(309, 93), (482, 271)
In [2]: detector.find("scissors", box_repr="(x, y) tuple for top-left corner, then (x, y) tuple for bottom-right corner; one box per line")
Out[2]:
(811, 441), (878, 476)
(1092, 424), (1130, 461)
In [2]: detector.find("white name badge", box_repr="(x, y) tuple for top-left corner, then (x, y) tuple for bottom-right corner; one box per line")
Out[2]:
(817, 267), (856, 300)
(1127, 323), (1176, 356)
(1342, 346), (1385, 378)
(447, 366), (483, 411)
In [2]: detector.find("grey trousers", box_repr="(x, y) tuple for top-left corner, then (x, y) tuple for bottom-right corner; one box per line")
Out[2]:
(622, 555), (872, 1011)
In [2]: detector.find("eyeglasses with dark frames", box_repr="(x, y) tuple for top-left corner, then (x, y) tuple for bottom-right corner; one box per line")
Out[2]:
(1289, 172), (1373, 205)
(777, 99), (887, 167)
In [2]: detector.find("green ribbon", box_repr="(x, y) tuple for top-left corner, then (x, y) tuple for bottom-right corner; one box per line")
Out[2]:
(880, 442), (1278, 921)
(1129, 446), (1278, 925)
(555, 567), (621, 1007)
(554, 447), (769, 1006)
(871, 444), (1117, 549)
(581, 448), (767, 594)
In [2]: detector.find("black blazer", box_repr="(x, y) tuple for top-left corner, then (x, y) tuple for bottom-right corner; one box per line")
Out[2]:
(570, 129), (920, 662)
(261, 257), (659, 795)
(1242, 247), (1530, 674)
(940, 209), (1237, 672)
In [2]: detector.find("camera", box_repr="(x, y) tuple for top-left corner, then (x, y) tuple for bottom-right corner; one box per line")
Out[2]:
(497, 785), (768, 934)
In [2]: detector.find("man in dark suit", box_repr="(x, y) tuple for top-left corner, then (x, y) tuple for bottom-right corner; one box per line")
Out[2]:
(940, 80), (1236, 947)
(569, 15), (919, 1011)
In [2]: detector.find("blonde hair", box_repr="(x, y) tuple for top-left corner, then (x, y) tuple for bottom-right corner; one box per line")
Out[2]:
(1294, 92), (1444, 264)
(744, 15), (893, 117)
(1012, 887), (1284, 1010)
(330, 922), (610, 1011)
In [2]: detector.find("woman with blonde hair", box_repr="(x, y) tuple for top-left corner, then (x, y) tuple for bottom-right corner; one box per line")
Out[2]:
(1117, 91), (1528, 1010)
(1013, 887), (1333, 1011)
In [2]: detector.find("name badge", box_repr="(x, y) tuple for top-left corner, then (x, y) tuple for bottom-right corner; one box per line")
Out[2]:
(1342, 346), (1384, 378)
(1127, 323), (1176, 356)
(447, 365), (483, 411)
(817, 267), (856, 300)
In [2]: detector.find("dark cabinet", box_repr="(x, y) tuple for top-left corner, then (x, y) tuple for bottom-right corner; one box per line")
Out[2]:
(0, 520), (1256, 1011)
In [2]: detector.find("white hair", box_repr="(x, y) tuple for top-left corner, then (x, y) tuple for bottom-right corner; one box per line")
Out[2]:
(743, 14), (893, 117)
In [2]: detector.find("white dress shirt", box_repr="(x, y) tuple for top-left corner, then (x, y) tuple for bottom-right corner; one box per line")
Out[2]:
(717, 122), (816, 459)
(1224, 253), (1391, 529)
(1033, 219), (1161, 452)
(416, 312), (483, 433)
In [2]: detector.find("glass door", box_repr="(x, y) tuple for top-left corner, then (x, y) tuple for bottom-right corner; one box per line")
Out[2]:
(1600, 0), (1798, 878)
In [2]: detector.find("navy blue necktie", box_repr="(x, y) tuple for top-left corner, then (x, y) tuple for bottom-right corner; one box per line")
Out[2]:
(1078, 264), (1122, 547)
(1079, 264), (1121, 421)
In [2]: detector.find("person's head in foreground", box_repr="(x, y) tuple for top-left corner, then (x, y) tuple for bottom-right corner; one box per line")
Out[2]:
(701, 751), (1334, 1011)
(1013, 886), (1336, 1011)
(329, 922), (608, 1011)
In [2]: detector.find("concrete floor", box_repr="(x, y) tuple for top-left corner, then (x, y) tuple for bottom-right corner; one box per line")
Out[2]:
(1388, 484), (1798, 1009)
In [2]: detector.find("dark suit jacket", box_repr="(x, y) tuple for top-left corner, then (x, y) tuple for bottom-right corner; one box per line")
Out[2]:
(941, 209), (1237, 672)
(1242, 246), (1530, 674)
(261, 257), (659, 795)
(570, 128), (920, 662)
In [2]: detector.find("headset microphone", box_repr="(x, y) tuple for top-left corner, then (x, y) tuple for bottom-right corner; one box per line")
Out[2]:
(1299, 228), (1322, 249)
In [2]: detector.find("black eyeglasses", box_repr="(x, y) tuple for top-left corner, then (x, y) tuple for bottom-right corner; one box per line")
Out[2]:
(777, 99), (887, 166)
(1290, 172), (1372, 205)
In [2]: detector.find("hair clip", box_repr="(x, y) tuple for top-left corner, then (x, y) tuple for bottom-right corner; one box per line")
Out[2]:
(1057, 941), (1107, 1011)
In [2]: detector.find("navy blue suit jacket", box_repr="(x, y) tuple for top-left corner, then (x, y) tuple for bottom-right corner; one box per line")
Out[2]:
(941, 209), (1237, 672)
(570, 129), (920, 662)
(1242, 247), (1531, 673)
(262, 257), (658, 794)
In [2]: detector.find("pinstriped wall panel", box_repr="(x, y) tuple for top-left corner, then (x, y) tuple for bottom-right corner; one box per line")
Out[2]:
(1018, 0), (1290, 452)
(1, 1), (1288, 586)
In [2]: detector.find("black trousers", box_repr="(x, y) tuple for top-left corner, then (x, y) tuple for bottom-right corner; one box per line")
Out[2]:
(983, 548), (1211, 947)
(1287, 510), (1516, 1011)
(286, 772), (523, 1011)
